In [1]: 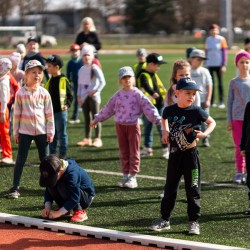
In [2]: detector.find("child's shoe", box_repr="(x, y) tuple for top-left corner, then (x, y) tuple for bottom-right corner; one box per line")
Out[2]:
(233, 172), (243, 184)
(149, 218), (170, 231)
(70, 210), (88, 222)
(6, 187), (20, 199)
(0, 158), (15, 165)
(69, 119), (80, 124)
(118, 175), (129, 187)
(140, 147), (153, 157)
(162, 148), (169, 159)
(244, 203), (250, 215)
(188, 221), (200, 235)
(77, 138), (92, 146)
(123, 176), (138, 189)
(92, 138), (103, 148)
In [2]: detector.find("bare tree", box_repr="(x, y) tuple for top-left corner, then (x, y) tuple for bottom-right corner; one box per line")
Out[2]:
(0, 0), (14, 25)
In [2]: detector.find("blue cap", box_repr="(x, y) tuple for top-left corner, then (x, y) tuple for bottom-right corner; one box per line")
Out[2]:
(176, 77), (201, 91)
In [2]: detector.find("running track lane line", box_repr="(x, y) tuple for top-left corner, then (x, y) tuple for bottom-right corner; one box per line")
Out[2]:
(0, 213), (246, 250)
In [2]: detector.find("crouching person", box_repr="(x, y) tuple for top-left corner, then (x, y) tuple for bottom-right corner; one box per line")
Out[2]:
(39, 154), (95, 223)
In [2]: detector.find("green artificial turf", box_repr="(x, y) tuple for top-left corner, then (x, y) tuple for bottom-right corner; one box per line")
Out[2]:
(0, 52), (249, 248)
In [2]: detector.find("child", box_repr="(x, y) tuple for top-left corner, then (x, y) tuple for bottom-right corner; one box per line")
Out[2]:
(0, 58), (14, 164)
(227, 51), (250, 184)
(165, 59), (200, 107)
(90, 66), (162, 188)
(6, 60), (55, 199)
(133, 48), (147, 86)
(45, 55), (73, 159)
(67, 44), (83, 124)
(77, 45), (106, 148)
(189, 49), (213, 147)
(240, 101), (250, 215)
(40, 154), (95, 223)
(205, 23), (228, 108)
(149, 77), (216, 235)
(21, 36), (49, 80)
(137, 53), (169, 159)
(9, 52), (25, 87)
(16, 43), (26, 69)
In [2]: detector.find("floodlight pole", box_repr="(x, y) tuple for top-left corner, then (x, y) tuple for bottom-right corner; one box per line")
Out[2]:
(220, 0), (233, 48)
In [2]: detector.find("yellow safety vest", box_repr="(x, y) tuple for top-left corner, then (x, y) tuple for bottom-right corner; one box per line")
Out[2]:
(45, 77), (68, 110)
(138, 71), (166, 105)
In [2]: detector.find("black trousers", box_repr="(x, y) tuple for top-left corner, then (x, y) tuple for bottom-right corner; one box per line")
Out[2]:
(208, 66), (224, 104)
(161, 147), (201, 222)
(245, 152), (250, 200)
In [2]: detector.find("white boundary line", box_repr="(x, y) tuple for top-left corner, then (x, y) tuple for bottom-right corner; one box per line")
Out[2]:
(0, 213), (246, 250)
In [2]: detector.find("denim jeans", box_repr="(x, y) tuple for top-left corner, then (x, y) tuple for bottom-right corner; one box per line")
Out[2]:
(13, 133), (49, 188)
(50, 110), (68, 157)
(142, 107), (167, 148)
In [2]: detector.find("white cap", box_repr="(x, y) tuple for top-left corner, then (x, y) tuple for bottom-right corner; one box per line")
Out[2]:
(118, 66), (135, 79)
(25, 60), (45, 71)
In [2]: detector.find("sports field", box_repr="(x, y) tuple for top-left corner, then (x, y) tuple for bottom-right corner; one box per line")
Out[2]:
(0, 50), (249, 249)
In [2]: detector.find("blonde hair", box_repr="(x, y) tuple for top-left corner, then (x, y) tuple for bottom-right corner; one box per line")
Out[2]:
(79, 17), (96, 32)
(166, 59), (190, 105)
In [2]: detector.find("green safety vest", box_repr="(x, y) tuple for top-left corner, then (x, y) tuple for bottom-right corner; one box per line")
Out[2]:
(45, 76), (68, 110)
(138, 71), (166, 105)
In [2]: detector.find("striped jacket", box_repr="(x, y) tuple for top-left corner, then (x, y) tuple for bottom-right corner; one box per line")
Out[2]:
(13, 85), (55, 138)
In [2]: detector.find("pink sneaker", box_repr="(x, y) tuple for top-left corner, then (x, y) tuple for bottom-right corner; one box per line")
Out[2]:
(70, 210), (88, 222)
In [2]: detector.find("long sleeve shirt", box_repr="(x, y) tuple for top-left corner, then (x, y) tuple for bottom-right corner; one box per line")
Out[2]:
(77, 64), (106, 104)
(0, 75), (10, 114)
(13, 84), (55, 138)
(94, 87), (161, 126)
(66, 57), (83, 86)
(75, 31), (101, 51)
(227, 76), (250, 122)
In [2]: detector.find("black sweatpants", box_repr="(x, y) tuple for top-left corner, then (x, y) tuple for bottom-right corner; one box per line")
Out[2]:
(161, 147), (201, 222)
(245, 152), (250, 200)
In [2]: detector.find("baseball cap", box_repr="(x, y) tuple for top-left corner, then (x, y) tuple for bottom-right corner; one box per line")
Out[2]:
(25, 60), (45, 71)
(70, 43), (80, 51)
(46, 54), (64, 68)
(189, 49), (207, 59)
(176, 77), (201, 91)
(27, 36), (38, 44)
(146, 53), (167, 64)
(0, 58), (12, 77)
(39, 155), (62, 188)
(136, 48), (147, 57)
(119, 66), (135, 79)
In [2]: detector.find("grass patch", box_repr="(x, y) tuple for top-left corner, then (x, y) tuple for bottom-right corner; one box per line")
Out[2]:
(0, 52), (249, 248)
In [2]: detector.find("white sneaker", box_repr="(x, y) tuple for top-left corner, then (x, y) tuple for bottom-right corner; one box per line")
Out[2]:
(118, 176), (129, 187)
(218, 103), (225, 109)
(162, 148), (169, 159)
(159, 190), (164, 198)
(188, 221), (200, 235)
(69, 119), (80, 124)
(1, 158), (15, 164)
(233, 173), (242, 184)
(123, 176), (138, 189)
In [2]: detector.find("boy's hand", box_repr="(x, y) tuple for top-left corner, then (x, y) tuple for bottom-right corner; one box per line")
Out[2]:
(90, 120), (97, 128)
(41, 207), (51, 218)
(194, 130), (206, 139)
(226, 123), (232, 131)
(48, 210), (63, 219)
(47, 135), (54, 143)
(14, 134), (19, 144)
(161, 130), (169, 144)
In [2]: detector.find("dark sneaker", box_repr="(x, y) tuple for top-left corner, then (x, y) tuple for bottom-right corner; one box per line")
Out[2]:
(70, 210), (88, 222)
(188, 221), (200, 235)
(6, 187), (20, 199)
(149, 218), (170, 231)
